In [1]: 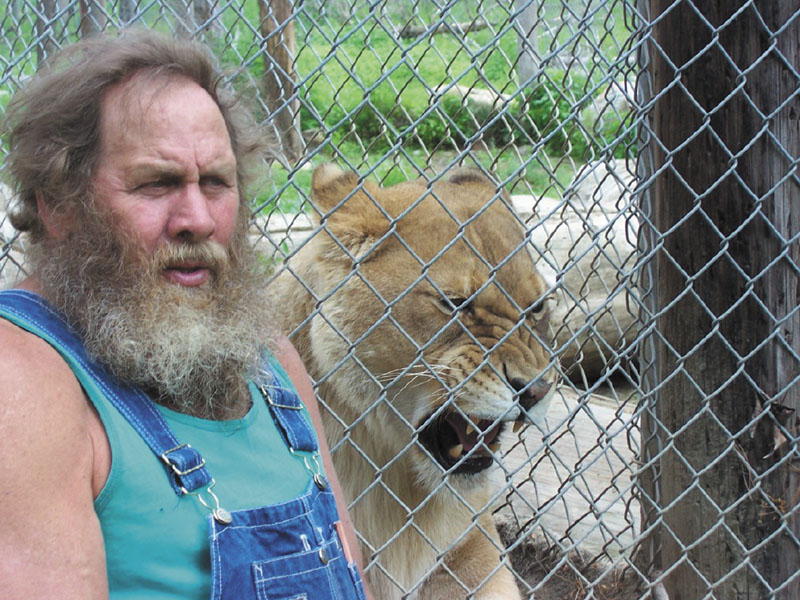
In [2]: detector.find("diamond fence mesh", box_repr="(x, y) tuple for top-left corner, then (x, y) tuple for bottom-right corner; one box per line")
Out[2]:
(1, 1), (798, 598)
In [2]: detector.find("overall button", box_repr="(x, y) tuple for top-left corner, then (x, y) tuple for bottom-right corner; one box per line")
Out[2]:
(319, 547), (330, 565)
(213, 508), (232, 525)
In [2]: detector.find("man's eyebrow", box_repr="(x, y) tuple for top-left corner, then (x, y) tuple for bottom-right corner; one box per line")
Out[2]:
(203, 158), (238, 175)
(127, 163), (184, 179)
(125, 157), (238, 181)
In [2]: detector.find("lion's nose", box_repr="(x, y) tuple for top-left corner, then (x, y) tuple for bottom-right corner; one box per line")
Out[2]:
(508, 377), (552, 411)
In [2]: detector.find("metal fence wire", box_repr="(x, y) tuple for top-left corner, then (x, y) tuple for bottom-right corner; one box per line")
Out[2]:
(1, 1), (799, 599)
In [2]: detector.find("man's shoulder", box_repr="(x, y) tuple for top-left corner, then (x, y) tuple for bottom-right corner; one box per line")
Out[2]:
(0, 312), (107, 600)
(0, 313), (85, 409)
(0, 313), (64, 375)
(0, 307), (97, 476)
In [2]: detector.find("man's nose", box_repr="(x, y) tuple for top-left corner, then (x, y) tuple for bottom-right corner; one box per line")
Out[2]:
(167, 184), (216, 242)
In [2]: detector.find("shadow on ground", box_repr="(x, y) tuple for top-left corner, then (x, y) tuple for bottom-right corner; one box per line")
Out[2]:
(500, 523), (648, 599)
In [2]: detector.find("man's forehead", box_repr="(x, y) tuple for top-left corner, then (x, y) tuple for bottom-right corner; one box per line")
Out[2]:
(103, 72), (170, 119)
(99, 72), (221, 138)
(96, 71), (234, 165)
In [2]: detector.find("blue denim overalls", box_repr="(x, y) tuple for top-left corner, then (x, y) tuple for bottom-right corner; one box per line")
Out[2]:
(0, 290), (367, 600)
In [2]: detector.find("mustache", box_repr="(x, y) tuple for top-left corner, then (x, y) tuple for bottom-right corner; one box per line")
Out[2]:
(150, 241), (231, 279)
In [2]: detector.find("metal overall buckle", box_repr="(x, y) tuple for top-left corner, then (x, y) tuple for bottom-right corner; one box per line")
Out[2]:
(181, 478), (233, 525)
(259, 382), (327, 490)
(161, 444), (232, 525)
(290, 447), (328, 490)
(160, 443), (207, 479)
(261, 384), (305, 411)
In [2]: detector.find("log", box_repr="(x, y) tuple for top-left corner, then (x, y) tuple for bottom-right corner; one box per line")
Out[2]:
(513, 160), (637, 380)
(399, 18), (489, 40)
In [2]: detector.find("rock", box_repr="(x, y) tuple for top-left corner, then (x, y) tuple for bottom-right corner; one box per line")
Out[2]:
(513, 159), (638, 379)
(435, 83), (511, 109)
(579, 78), (636, 139)
(0, 186), (27, 288)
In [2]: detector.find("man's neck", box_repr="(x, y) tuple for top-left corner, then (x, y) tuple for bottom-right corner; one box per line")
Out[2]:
(15, 275), (46, 296)
(157, 392), (254, 421)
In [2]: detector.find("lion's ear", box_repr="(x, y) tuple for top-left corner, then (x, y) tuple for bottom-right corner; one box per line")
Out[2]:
(446, 166), (497, 187)
(310, 163), (391, 260)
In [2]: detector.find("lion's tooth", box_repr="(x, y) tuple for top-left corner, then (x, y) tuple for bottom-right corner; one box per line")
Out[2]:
(465, 423), (475, 436)
(488, 442), (501, 453)
(512, 419), (524, 433)
(448, 444), (464, 459)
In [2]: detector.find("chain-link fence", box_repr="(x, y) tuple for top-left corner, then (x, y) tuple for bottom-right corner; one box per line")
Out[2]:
(1, 1), (798, 598)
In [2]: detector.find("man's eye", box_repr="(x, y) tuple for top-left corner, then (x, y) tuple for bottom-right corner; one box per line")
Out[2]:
(138, 178), (176, 191)
(201, 176), (231, 188)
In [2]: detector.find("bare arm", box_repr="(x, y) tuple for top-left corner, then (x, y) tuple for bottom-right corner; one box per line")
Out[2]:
(275, 335), (374, 600)
(0, 319), (109, 599)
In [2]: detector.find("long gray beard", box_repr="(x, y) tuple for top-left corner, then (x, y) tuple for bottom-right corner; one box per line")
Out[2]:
(31, 210), (274, 420)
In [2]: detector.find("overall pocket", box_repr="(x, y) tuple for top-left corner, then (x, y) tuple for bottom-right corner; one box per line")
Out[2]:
(252, 536), (344, 600)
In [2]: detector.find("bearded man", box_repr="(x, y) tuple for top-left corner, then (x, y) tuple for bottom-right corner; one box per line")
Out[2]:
(0, 29), (370, 600)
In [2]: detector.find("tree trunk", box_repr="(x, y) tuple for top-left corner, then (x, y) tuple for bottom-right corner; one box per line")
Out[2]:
(259, 0), (303, 164)
(193, 0), (225, 36)
(79, 0), (106, 36)
(118, 0), (137, 24)
(513, 0), (539, 87)
(638, 1), (800, 598)
(168, 0), (195, 37)
(35, 0), (59, 64)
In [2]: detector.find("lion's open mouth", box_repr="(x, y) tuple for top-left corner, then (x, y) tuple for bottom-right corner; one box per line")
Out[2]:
(418, 411), (506, 474)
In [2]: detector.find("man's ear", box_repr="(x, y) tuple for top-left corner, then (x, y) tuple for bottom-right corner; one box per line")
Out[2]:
(36, 192), (73, 240)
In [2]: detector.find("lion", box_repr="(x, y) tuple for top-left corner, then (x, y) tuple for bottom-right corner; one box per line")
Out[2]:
(272, 164), (557, 599)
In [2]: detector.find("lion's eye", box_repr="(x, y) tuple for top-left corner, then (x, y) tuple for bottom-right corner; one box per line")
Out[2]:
(528, 298), (547, 316)
(438, 296), (472, 314)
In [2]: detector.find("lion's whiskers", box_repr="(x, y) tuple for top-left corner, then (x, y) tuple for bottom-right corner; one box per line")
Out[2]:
(377, 364), (456, 386)
(374, 365), (465, 410)
(423, 387), (467, 416)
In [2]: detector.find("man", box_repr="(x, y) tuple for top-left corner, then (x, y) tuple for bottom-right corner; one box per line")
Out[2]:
(0, 29), (370, 600)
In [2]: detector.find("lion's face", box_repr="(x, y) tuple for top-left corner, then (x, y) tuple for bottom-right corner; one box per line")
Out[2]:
(295, 164), (557, 481)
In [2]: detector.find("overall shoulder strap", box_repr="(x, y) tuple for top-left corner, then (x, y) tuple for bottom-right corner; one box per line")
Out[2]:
(0, 289), (212, 496)
(256, 354), (319, 454)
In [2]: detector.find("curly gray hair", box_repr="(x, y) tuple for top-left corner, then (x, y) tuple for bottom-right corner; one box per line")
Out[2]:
(3, 28), (267, 240)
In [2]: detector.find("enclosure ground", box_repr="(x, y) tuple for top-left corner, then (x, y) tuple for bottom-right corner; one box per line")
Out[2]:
(498, 385), (642, 598)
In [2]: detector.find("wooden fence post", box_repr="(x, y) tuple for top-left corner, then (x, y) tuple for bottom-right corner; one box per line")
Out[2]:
(639, 1), (800, 597)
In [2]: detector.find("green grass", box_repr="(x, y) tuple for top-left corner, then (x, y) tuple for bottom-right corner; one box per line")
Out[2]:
(256, 141), (580, 214)
(0, 0), (637, 215)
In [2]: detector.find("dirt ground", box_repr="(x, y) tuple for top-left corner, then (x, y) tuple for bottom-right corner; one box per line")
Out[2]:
(500, 524), (649, 600)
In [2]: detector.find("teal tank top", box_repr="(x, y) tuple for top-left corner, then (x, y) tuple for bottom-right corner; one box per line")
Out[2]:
(1, 309), (314, 599)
